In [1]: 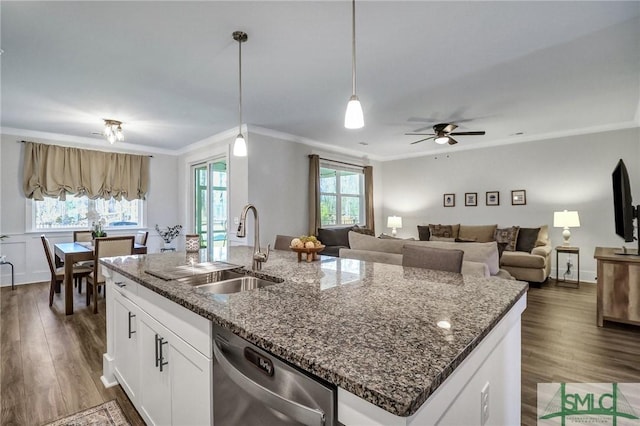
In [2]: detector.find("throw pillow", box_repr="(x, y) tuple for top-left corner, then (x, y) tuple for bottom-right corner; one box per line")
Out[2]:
(458, 225), (498, 243)
(429, 224), (454, 238)
(516, 227), (540, 253)
(535, 224), (549, 247)
(494, 226), (520, 253)
(352, 224), (375, 236)
(317, 226), (352, 247)
(417, 225), (430, 241)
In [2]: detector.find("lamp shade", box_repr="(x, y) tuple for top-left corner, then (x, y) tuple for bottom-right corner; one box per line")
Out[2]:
(387, 216), (402, 229)
(553, 210), (580, 228)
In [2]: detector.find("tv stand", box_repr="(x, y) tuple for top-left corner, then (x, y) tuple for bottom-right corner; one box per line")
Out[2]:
(594, 247), (640, 327)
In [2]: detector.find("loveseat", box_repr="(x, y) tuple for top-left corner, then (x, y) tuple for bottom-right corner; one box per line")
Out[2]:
(340, 231), (511, 279)
(316, 225), (374, 257)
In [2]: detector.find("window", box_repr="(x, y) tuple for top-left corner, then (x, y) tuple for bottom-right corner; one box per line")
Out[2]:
(319, 164), (364, 227)
(193, 159), (227, 251)
(31, 196), (144, 231)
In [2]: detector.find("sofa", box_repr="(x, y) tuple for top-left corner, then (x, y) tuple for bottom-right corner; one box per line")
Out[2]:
(417, 223), (551, 283)
(340, 231), (510, 279)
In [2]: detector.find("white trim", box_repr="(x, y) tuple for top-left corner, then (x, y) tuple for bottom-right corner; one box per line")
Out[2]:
(381, 121), (640, 162)
(176, 126), (241, 156)
(1, 127), (177, 156)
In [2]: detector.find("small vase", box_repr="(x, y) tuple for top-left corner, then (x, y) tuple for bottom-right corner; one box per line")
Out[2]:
(92, 232), (107, 239)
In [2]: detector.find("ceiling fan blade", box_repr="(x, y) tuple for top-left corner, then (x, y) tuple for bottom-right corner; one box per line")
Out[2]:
(405, 132), (435, 136)
(449, 131), (486, 136)
(442, 123), (458, 133)
(447, 137), (459, 145)
(410, 136), (435, 145)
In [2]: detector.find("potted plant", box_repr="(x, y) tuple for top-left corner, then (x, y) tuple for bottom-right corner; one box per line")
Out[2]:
(92, 219), (107, 238)
(155, 224), (182, 249)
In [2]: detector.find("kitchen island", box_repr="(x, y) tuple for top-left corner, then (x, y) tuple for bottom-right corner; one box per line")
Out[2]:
(100, 247), (527, 425)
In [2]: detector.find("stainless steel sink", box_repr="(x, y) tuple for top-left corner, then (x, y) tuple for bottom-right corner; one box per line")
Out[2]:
(176, 269), (247, 287)
(195, 275), (283, 294)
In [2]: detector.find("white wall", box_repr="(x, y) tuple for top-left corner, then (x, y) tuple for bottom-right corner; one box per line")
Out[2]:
(380, 128), (640, 282)
(0, 133), (179, 286)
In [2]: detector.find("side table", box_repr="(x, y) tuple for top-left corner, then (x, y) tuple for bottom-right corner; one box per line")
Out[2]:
(555, 246), (580, 288)
(0, 261), (15, 290)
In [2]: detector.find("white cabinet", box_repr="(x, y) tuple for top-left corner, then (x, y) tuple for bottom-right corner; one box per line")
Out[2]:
(113, 293), (140, 400)
(103, 272), (213, 426)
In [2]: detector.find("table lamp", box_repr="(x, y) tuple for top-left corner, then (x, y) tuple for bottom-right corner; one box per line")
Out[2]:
(553, 210), (580, 246)
(387, 216), (402, 237)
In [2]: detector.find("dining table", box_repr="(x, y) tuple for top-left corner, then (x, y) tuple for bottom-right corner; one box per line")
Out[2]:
(54, 241), (147, 315)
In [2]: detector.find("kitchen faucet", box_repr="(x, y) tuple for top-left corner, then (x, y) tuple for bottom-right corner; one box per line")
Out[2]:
(236, 204), (270, 270)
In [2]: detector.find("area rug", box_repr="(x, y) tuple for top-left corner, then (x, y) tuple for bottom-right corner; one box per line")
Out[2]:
(45, 400), (130, 426)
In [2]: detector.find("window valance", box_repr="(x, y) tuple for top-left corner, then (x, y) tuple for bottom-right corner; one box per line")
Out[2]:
(23, 141), (149, 201)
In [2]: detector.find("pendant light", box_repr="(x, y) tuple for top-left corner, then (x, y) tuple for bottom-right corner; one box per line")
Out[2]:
(233, 31), (248, 157)
(344, 0), (364, 129)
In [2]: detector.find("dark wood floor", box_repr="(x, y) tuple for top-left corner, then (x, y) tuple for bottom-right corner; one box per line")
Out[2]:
(1, 279), (639, 425)
(0, 281), (144, 426)
(521, 280), (640, 425)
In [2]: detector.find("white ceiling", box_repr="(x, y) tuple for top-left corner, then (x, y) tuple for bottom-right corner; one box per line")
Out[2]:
(2, 1), (639, 160)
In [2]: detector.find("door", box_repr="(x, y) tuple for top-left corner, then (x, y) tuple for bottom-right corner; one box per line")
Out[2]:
(193, 159), (228, 257)
(139, 314), (171, 426)
(113, 293), (140, 401)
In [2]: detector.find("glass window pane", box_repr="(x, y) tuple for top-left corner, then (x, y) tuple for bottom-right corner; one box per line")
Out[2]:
(320, 195), (337, 226)
(341, 196), (360, 225)
(34, 196), (143, 230)
(340, 172), (361, 195)
(320, 168), (336, 193)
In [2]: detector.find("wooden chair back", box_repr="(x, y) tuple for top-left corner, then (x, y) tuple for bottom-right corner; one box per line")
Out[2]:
(135, 230), (149, 245)
(73, 230), (93, 242)
(94, 236), (134, 283)
(274, 235), (297, 251)
(40, 235), (58, 277)
(402, 245), (464, 273)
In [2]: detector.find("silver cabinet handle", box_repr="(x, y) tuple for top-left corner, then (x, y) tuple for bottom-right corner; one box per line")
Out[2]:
(213, 340), (325, 426)
(115, 281), (126, 288)
(128, 312), (136, 338)
(155, 334), (160, 367)
(159, 337), (169, 372)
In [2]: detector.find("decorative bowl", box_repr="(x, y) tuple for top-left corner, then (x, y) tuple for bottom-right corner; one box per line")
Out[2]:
(290, 245), (325, 262)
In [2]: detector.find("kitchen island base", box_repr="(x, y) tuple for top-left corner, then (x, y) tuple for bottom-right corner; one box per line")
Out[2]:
(338, 295), (525, 426)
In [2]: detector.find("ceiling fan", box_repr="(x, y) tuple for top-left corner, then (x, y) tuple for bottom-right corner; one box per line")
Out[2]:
(406, 123), (485, 145)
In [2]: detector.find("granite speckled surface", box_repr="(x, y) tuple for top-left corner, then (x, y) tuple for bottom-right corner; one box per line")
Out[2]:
(101, 247), (527, 417)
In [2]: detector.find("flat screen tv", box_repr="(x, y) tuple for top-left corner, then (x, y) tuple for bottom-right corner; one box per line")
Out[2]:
(612, 159), (639, 254)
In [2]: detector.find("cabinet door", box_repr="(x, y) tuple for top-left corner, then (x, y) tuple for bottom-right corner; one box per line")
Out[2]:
(170, 336), (213, 425)
(113, 294), (140, 401)
(139, 314), (172, 426)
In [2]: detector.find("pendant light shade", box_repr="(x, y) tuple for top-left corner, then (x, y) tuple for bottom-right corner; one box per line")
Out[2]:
(233, 133), (247, 156)
(345, 95), (364, 129)
(233, 31), (248, 157)
(345, 0), (364, 129)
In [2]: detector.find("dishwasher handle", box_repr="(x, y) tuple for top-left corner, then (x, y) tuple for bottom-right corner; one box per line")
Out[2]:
(214, 340), (326, 426)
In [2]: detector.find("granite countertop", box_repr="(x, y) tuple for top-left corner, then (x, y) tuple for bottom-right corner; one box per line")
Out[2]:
(101, 247), (528, 417)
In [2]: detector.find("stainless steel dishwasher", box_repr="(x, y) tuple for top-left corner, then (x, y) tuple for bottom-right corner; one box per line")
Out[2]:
(213, 325), (337, 426)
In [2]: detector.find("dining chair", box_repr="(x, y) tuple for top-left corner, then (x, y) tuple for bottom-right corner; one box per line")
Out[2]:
(41, 235), (92, 307)
(274, 235), (297, 251)
(73, 230), (93, 242)
(402, 245), (464, 273)
(135, 230), (149, 246)
(86, 236), (134, 314)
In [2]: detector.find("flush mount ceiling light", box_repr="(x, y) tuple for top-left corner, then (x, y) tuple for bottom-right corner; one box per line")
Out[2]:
(103, 119), (124, 144)
(232, 30), (248, 157)
(344, 0), (364, 130)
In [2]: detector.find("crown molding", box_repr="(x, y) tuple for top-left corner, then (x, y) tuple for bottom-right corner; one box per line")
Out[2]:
(1, 126), (176, 156)
(380, 121), (640, 162)
(175, 125), (244, 156)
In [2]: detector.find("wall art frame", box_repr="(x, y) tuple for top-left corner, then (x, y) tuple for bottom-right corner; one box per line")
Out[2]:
(511, 189), (526, 205)
(465, 192), (478, 207)
(443, 193), (455, 207)
(486, 191), (500, 206)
